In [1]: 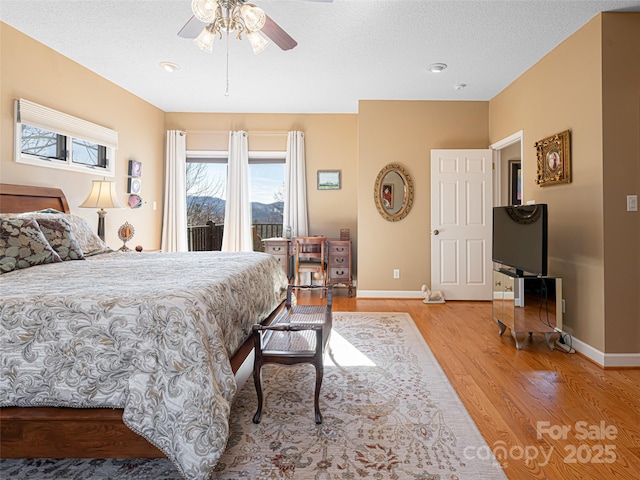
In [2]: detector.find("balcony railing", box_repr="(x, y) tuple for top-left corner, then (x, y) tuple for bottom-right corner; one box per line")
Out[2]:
(188, 223), (283, 252)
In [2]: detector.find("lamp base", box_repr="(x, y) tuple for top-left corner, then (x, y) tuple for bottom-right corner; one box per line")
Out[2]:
(97, 209), (107, 241)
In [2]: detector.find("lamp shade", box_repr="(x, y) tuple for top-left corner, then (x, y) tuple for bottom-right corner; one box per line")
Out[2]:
(193, 26), (216, 53)
(247, 31), (269, 54)
(240, 4), (266, 31)
(191, 0), (218, 23)
(79, 180), (124, 209)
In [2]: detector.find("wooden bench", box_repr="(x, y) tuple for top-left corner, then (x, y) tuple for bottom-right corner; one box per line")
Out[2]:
(252, 285), (333, 424)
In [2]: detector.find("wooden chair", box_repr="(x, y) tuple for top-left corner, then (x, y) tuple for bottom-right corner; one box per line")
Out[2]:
(293, 236), (327, 287)
(252, 284), (333, 424)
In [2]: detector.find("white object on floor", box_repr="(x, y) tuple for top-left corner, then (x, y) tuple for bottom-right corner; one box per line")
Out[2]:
(422, 284), (445, 304)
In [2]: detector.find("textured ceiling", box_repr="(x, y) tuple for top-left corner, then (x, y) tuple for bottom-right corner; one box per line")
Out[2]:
(2, 0), (640, 113)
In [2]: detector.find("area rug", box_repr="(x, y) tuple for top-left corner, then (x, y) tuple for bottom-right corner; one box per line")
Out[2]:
(1, 312), (506, 480)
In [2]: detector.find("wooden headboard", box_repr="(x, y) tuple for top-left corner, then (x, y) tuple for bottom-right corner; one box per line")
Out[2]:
(0, 184), (70, 214)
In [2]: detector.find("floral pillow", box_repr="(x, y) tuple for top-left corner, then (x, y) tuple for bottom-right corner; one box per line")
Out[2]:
(11, 211), (112, 257)
(35, 216), (85, 261)
(0, 218), (63, 274)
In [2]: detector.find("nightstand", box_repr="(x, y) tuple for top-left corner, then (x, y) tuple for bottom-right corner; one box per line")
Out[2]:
(263, 238), (291, 278)
(327, 240), (352, 297)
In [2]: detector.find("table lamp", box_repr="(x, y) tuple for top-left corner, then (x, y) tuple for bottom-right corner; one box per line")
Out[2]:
(79, 180), (124, 241)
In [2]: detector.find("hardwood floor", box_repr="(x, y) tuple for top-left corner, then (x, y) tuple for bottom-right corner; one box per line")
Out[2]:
(298, 290), (640, 480)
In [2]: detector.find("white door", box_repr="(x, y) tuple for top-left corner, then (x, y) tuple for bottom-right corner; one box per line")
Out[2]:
(431, 149), (493, 300)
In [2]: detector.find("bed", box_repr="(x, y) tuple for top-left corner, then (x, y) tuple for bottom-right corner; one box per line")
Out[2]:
(0, 183), (289, 480)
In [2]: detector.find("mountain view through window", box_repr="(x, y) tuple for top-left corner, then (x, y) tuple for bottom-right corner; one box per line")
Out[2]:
(186, 158), (285, 250)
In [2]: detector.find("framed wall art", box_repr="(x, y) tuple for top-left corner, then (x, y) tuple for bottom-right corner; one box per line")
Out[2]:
(317, 170), (341, 190)
(127, 194), (143, 209)
(128, 160), (142, 177)
(535, 130), (571, 186)
(127, 177), (141, 194)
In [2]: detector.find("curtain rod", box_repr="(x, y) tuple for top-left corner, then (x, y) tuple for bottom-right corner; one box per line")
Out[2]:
(184, 130), (289, 137)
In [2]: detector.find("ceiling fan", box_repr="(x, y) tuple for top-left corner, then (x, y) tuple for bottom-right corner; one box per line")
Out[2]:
(178, 0), (333, 52)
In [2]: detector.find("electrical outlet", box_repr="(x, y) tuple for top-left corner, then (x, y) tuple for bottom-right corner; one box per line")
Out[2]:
(393, 269), (400, 279)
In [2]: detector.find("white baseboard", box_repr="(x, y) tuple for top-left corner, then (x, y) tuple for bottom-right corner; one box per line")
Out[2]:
(602, 353), (640, 368)
(356, 290), (423, 299)
(558, 335), (640, 367)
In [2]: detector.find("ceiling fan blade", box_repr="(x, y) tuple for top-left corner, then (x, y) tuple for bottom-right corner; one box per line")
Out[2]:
(178, 15), (206, 39)
(261, 14), (298, 51)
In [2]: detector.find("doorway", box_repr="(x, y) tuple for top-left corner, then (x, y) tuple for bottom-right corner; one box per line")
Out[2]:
(429, 132), (523, 301)
(491, 131), (524, 207)
(430, 149), (493, 300)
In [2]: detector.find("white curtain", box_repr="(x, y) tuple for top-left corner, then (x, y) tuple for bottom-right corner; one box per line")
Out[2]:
(221, 131), (253, 252)
(283, 131), (309, 237)
(161, 130), (188, 252)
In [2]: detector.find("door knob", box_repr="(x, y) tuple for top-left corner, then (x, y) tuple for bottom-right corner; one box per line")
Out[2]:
(433, 229), (440, 235)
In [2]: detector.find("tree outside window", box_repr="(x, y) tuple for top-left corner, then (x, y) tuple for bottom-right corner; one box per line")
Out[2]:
(186, 156), (285, 251)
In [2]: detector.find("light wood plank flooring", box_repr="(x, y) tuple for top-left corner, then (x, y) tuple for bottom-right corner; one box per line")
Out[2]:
(297, 291), (640, 480)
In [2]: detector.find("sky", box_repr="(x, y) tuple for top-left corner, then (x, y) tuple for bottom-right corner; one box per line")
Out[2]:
(190, 162), (285, 204)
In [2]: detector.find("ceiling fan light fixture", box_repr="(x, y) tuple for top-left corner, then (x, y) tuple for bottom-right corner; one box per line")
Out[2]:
(193, 25), (216, 53)
(247, 30), (269, 54)
(428, 63), (448, 73)
(241, 4), (266, 32)
(180, 0), (298, 95)
(191, 0), (218, 23)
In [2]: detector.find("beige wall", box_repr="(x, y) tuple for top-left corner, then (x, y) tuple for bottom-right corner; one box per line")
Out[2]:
(0, 23), (165, 249)
(165, 113), (359, 264)
(357, 100), (489, 292)
(601, 13), (640, 353)
(489, 13), (640, 354)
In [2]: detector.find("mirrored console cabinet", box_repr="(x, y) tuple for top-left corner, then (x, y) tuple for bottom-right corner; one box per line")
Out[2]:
(492, 269), (563, 350)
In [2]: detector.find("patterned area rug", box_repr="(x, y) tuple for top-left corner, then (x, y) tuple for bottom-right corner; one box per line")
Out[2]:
(1, 312), (506, 480)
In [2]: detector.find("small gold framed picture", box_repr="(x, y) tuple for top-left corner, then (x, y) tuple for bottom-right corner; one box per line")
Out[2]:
(535, 130), (571, 186)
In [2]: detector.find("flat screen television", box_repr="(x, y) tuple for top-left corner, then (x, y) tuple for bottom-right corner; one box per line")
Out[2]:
(492, 204), (548, 276)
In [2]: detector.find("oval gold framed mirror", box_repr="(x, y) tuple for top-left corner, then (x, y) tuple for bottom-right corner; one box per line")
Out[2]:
(373, 163), (414, 222)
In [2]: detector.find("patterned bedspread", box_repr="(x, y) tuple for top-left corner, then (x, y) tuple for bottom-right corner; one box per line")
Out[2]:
(0, 251), (288, 480)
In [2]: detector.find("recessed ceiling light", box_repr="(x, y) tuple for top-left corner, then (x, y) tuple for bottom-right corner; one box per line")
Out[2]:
(454, 83), (467, 90)
(159, 62), (180, 73)
(428, 63), (447, 73)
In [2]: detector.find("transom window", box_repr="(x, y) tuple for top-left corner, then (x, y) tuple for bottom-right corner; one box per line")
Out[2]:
(14, 99), (117, 176)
